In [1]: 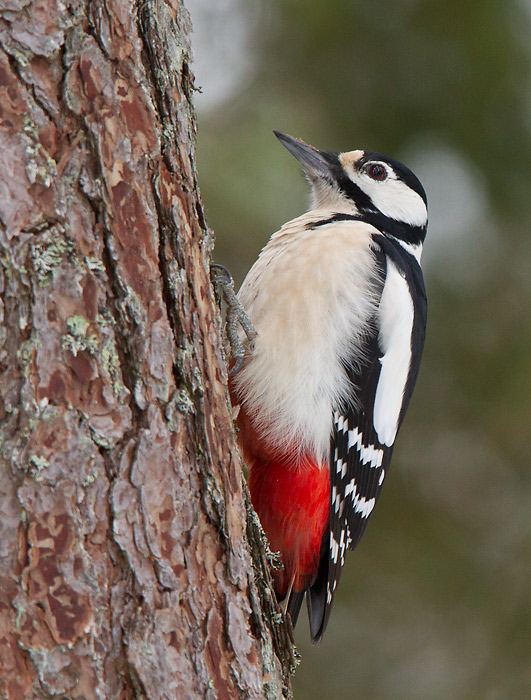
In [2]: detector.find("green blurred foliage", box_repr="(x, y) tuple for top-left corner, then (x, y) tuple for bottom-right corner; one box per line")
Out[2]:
(191, 1), (531, 697)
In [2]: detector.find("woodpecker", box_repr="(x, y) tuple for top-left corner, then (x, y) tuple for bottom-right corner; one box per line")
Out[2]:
(229, 132), (428, 643)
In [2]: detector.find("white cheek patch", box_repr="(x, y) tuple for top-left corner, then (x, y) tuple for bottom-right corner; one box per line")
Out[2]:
(373, 261), (414, 446)
(347, 166), (427, 227)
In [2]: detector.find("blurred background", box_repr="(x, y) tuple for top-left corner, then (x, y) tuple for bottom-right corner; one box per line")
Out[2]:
(187, 1), (531, 698)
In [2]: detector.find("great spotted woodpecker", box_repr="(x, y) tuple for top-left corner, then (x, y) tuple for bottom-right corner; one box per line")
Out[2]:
(228, 132), (428, 643)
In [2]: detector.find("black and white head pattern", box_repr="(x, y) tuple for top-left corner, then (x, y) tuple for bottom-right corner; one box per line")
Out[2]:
(273, 132), (428, 251)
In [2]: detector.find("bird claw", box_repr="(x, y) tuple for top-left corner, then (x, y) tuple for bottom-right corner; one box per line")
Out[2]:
(229, 354), (244, 376)
(211, 263), (257, 373)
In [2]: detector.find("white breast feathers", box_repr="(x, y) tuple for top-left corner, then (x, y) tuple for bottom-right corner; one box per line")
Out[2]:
(232, 212), (382, 464)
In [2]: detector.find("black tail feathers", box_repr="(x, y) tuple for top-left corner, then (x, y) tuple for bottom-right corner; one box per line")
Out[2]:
(285, 537), (336, 644)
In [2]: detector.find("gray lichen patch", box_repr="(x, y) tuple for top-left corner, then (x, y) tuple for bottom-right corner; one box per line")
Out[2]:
(31, 234), (75, 285)
(27, 453), (50, 481)
(21, 114), (58, 187)
(62, 314), (99, 356)
(101, 337), (125, 399)
(165, 389), (195, 432)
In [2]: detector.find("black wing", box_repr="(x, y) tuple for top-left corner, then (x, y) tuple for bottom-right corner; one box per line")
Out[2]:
(306, 237), (427, 642)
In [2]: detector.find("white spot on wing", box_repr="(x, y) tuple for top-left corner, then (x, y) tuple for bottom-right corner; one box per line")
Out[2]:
(347, 426), (384, 467)
(330, 533), (339, 563)
(354, 496), (376, 518)
(345, 478), (356, 498)
(373, 260), (414, 446)
(335, 413), (347, 434)
(331, 486), (342, 514)
(345, 477), (376, 519)
(339, 530), (346, 564)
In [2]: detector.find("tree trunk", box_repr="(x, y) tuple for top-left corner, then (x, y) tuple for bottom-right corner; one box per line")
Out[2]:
(0, 1), (295, 697)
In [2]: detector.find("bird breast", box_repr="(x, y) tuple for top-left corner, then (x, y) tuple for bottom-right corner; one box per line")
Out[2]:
(233, 212), (381, 465)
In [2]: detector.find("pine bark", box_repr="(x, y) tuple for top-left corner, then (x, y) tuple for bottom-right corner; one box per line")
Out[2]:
(0, 1), (295, 697)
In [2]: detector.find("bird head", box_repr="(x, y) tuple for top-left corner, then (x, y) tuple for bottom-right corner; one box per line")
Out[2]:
(274, 131), (428, 247)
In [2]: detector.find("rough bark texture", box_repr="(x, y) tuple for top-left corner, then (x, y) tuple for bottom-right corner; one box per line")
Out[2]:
(0, 1), (296, 697)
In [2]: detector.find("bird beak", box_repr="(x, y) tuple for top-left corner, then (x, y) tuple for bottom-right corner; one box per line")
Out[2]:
(274, 131), (332, 178)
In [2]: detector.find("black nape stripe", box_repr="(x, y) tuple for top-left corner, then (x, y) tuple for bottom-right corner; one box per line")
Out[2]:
(362, 212), (426, 246)
(306, 212), (426, 246)
(307, 213), (360, 228)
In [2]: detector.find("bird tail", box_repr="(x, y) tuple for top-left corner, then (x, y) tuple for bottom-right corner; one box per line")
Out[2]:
(285, 534), (336, 644)
(306, 535), (332, 643)
(286, 589), (305, 628)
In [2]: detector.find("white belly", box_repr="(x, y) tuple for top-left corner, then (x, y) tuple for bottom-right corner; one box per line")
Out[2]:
(233, 212), (380, 464)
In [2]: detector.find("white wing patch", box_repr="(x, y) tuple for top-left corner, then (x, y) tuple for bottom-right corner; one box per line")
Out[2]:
(373, 260), (414, 446)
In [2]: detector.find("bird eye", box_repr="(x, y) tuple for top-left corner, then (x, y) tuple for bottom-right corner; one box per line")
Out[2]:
(366, 163), (388, 181)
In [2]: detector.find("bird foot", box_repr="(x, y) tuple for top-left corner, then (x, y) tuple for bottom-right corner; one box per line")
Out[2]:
(211, 263), (257, 374)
